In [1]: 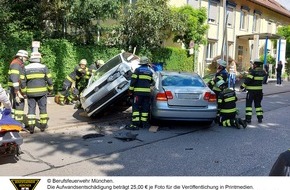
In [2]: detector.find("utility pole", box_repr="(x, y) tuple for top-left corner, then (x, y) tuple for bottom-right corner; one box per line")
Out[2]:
(221, 0), (228, 63)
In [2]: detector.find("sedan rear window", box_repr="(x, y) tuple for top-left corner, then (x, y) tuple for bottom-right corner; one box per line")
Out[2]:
(162, 75), (205, 87)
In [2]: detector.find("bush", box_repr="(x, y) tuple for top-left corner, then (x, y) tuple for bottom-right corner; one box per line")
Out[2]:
(151, 47), (193, 72)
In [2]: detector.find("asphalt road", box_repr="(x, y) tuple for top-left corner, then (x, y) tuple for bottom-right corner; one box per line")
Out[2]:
(1, 82), (290, 176)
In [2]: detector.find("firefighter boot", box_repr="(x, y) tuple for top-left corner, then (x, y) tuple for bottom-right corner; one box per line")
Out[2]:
(238, 118), (247, 129)
(40, 124), (48, 132)
(28, 125), (35, 134)
(235, 118), (241, 129)
(125, 124), (139, 130)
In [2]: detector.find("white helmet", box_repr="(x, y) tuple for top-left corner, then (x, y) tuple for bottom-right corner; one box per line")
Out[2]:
(217, 59), (227, 67)
(139, 56), (150, 65)
(79, 59), (87, 65)
(16, 50), (29, 58)
(30, 51), (42, 59)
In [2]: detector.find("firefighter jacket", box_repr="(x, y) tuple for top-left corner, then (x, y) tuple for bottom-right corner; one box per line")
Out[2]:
(89, 64), (99, 74)
(218, 88), (237, 115)
(208, 69), (228, 93)
(22, 62), (53, 97)
(129, 65), (154, 96)
(66, 66), (87, 84)
(241, 67), (266, 92)
(8, 58), (25, 92)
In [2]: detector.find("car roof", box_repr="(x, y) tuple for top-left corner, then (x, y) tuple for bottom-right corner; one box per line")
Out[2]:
(159, 71), (199, 77)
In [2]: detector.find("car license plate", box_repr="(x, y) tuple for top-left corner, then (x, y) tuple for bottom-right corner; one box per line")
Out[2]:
(178, 93), (200, 99)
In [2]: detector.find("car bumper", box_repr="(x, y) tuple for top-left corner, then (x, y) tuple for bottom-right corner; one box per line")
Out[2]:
(151, 103), (217, 121)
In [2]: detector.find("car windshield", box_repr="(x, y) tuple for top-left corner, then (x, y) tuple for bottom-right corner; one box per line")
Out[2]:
(89, 52), (139, 85)
(89, 55), (122, 84)
(161, 74), (205, 87)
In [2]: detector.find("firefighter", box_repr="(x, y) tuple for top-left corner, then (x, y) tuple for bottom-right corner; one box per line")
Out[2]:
(269, 149), (290, 176)
(207, 59), (229, 123)
(8, 50), (29, 125)
(89, 59), (105, 74)
(22, 52), (53, 133)
(126, 56), (154, 130)
(240, 59), (266, 124)
(58, 59), (88, 105)
(216, 80), (247, 129)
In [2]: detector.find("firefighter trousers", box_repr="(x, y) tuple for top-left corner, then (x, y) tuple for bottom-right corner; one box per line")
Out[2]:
(245, 91), (263, 121)
(27, 95), (49, 128)
(220, 113), (237, 127)
(131, 95), (150, 127)
(9, 88), (25, 124)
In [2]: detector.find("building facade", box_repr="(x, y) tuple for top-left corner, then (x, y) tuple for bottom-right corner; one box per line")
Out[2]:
(168, 0), (290, 76)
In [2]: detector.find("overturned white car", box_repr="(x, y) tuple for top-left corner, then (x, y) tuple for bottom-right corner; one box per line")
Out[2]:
(80, 52), (140, 117)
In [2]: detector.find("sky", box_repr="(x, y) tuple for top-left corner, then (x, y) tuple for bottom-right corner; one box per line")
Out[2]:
(275, 0), (290, 11)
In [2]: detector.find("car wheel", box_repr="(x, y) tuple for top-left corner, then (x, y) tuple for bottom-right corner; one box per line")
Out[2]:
(149, 113), (158, 126)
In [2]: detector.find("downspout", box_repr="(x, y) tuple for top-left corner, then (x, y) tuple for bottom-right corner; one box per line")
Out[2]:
(277, 38), (281, 62)
(263, 36), (268, 66)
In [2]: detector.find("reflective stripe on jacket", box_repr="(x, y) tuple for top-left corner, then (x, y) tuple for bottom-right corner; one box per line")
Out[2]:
(218, 88), (237, 115)
(22, 62), (53, 97)
(8, 58), (25, 91)
(241, 67), (265, 92)
(129, 65), (154, 96)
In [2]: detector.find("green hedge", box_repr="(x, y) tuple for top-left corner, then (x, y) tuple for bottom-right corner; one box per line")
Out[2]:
(151, 47), (194, 72)
(0, 39), (191, 93)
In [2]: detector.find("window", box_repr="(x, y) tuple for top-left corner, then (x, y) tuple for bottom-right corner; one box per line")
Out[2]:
(208, 2), (218, 24)
(227, 7), (234, 28)
(240, 10), (248, 30)
(253, 10), (261, 32)
(187, 0), (199, 8)
(228, 42), (234, 57)
(206, 41), (216, 59)
(252, 13), (261, 32)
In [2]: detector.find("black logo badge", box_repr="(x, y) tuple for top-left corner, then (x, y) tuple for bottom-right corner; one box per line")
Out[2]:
(10, 179), (40, 190)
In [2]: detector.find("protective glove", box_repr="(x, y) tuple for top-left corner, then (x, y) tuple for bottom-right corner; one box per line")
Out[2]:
(15, 96), (21, 104)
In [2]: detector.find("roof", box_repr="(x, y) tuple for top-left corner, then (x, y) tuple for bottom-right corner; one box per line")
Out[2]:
(237, 33), (281, 40)
(249, 0), (290, 18)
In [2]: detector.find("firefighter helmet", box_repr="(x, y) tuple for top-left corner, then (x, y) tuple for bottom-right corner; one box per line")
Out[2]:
(253, 59), (263, 67)
(139, 56), (150, 65)
(217, 59), (227, 67)
(16, 50), (29, 58)
(79, 59), (87, 65)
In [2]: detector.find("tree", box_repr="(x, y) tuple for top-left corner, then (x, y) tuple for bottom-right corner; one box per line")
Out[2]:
(68, 0), (122, 44)
(172, 6), (208, 49)
(120, 0), (174, 52)
(277, 25), (290, 59)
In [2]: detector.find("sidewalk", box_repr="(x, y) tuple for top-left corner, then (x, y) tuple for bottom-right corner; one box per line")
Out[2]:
(26, 81), (290, 132)
(235, 80), (290, 100)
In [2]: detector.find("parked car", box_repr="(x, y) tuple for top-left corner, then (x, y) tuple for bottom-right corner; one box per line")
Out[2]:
(80, 52), (140, 117)
(150, 71), (217, 125)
